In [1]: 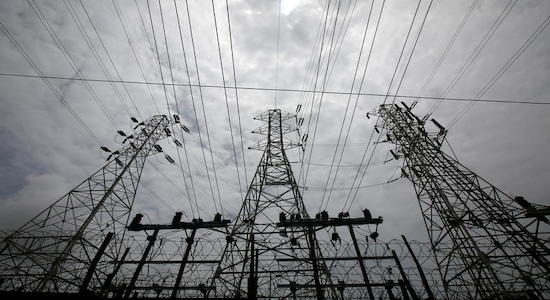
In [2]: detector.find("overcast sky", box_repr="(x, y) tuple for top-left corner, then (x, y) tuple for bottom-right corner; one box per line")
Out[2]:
(0, 0), (549, 244)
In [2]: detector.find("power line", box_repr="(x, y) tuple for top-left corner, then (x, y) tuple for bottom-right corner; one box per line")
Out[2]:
(108, 0), (161, 116)
(275, 0), (282, 108)
(322, 0), (360, 93)
(390, 0), (434, 104)
(225, 0), (249, 197)
(0, 22), (103, 146)
(340, 0), (386, 212)
(382, 0), (423, 105)
(145, 0), (204, 218)
(415, 0), (478, 106)
(183, 0), (225, 217)
(64, 0), (136, 120)
(294, 0), (331, 193)
(28, 0), (122, 132)
(172, 0), (217, 218)
(428, 0), (518, 114)
(157, 0), (200, 218)
(210, 0), (244, 205)
(301, 0), (348, 199)
(319, 0), (370, 212)
(342, 0), (424, 211)
(296, 0), (331, 120)
(2, 72), (549, 106)
(448, 13), (550, 128)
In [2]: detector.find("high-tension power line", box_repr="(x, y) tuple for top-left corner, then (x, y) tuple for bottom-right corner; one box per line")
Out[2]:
(3, 73), (548, 106)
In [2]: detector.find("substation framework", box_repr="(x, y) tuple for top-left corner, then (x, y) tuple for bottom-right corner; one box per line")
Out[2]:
(0, 106), (547, 299)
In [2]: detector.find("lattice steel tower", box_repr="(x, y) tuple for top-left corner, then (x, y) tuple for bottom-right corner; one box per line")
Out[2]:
(211, 108), (334, 299)
(369, 103), (550, 299)
(209, 109), (385, 299)
(0, 114), (176, 294)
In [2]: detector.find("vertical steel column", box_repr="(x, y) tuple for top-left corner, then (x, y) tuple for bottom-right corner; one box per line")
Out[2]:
(100, 247), (130, 297)
(308, 226), (324, 300)
(124, 228), (159, 298)
(171, 228), (197, 299)
(80, 232), (114, 293)
(392, 249), (419, 300)
(248, 234), (257, 300)
(348, 225), (375, 300)
(402, 235), (434, 300)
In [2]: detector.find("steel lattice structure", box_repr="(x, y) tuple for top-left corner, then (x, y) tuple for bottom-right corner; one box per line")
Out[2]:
(209, 108), (327, 298)
(0, 115), (174, 294)
(370, 102), (550, 299)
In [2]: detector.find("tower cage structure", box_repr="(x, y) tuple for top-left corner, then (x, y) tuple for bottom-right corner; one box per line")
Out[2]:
(369, 102), (550, 299)
(0, 114), (180, 295)
(0, 108), (446, 299)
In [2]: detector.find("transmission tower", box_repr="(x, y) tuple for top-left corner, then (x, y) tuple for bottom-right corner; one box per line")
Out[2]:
(0, 114), (177, 295)
(369, 103), (550, 299)
(210, 108), (325, 298)
(209, 109), (386, 299)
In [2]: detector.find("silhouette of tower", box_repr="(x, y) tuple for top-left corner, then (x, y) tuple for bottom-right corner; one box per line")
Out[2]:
(369, 103), (550, 299)
(209, 108), (335, 299)
(0, 115), (177, 294)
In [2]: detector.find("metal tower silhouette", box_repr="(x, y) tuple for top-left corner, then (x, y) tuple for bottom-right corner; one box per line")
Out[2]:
(369, 102), (550, 299)
(210, 108), (320, 298)
(0, 114), (176, 294)
(209, 108), (386, 299)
